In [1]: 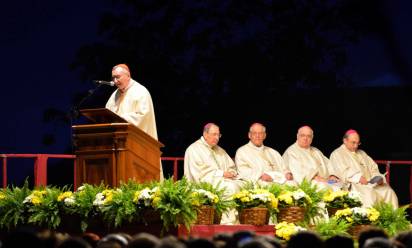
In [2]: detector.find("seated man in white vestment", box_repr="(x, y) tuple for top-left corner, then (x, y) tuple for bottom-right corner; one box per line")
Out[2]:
(282, 126), (340, 190)
(235, 123), (297, 186)
(329, 129), (398, 208)
(184, 123), (244, 224)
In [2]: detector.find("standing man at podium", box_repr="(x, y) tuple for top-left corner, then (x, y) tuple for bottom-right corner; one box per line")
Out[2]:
(105, 63), (163, 180)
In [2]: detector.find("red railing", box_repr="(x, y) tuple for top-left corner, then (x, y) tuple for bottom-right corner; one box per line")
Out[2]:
(1, 154), (411, 203)
(375, 160), (412, 204)
(1, 154), (76, 188)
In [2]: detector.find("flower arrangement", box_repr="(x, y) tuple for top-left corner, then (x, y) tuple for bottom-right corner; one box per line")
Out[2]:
(334, 207), (380, 226)
(275, 221), (306, 241)
(133, 186), (160, 209)
(374, 202), (411, 236)
(277, 189), (312, 208)
(153, 178), (197, 231)
(60, 183), (106, 232)
(0, 181), (31, 229)
(311, 218), (350, 239)
(232, 188), (278, 211)
(24, 187), (64, 229)
(323, 190), (362, 209)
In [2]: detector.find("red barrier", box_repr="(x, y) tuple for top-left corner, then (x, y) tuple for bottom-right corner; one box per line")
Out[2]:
(1, 154), (411, 204)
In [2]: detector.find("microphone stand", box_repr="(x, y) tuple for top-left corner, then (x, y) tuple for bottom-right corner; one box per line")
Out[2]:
(69, 83), (103, 120)
(68, 83), (103, 153)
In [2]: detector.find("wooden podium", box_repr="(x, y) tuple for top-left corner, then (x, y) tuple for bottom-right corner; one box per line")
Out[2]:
(72, 108), (164, 188)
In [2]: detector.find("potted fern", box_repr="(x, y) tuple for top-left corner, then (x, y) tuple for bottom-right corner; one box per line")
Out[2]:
(0, 182), (31, 230)
(373, 202), (410, 236)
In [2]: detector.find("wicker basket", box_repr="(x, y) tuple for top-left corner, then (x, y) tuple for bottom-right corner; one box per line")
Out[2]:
(214, 211), (222, 224)
(277, 206), (305, 223)
(349, 224), (373, 239)
(195, 205), (215, 225)
(239, 207), (269, 225)
(327, 207), (343, 217)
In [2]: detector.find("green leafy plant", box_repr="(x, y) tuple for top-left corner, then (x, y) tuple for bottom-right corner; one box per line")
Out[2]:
(311, 218), (350, 239)
(190, 181), (235, 219)
(25, 186), (65, 229)
(0, 181), (31, 229)
(297, 179), (327, 222)
(232, 188), (278, 212)
(154, 178), (197, 231)
(334, 207), (380, 226)
(60, 183), (106, 232)
(98, 186), (138, 227)
(373, 202), (411, 236)
(323, 190), (362, 209)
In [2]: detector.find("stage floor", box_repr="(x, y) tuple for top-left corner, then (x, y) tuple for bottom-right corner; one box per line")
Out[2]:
(178, 224), (275, 239)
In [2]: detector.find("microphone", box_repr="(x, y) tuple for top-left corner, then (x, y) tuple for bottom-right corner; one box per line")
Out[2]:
(93, 80), (115, 86)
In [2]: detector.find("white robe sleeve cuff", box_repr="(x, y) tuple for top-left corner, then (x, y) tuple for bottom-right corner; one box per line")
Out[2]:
(214, 170), (224, 177)
(349, 173), (362, 183)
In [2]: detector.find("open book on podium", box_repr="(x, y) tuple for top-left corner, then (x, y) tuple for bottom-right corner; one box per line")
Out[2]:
(72, 108), (163, 188)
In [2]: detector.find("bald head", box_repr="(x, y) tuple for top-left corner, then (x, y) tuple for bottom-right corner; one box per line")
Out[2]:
(111, 63), (131, 92)
(296, 125), (313, 149)
(249, 123), (266, 147)
(112, 64), (131, 77)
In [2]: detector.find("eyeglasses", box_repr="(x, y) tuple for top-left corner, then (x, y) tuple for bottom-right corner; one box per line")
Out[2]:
(208, 132), (222, 138)
(349, 141), (361, 146)
(250, 132), (266, 136)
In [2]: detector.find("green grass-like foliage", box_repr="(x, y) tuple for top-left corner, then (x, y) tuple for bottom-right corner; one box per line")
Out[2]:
(190, 181), (235, 216)
(61, 183), (106, 232)
(374, 202), (411, 236)
(99, 185), (139, 228)
(0, 181), (31, 229)
(26, 186), (65, 229)
(155, 178), (197, 231)
(298, 179), (326, 222)
(312, 217), (350, 240)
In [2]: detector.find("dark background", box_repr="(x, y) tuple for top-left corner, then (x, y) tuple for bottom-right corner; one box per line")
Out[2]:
(1, 0), (411, 205)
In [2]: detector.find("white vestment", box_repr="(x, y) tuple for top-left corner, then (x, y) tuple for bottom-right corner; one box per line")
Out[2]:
(184, 137), (243, 197)
(282, 142), (339, 190)
(106, 79), (163, 180)
(184, 137), (244, 224)
(329, 145), (398, 208)
(235, 142), (297, 186)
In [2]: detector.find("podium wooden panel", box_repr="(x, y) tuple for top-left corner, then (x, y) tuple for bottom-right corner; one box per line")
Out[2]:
(72, 108), (163, 187)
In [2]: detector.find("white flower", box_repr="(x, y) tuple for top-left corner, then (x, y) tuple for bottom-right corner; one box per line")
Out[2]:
(77, 186), (85, 192)
(194, 189), (217, 201)
(93, 193), (105, 206)
(64, 196), (76, 206)
(292, 189), (307, 200)
(23, 195), (33, 204)
(352, 207), (368, 216)
(139, 188), (153, 200)
(348, 191), (361, 201)
(252, 193), (269, 202)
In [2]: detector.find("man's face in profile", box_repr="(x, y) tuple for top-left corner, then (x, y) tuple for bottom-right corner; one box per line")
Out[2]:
(112, 67), (130, 92)
(203, 125), (221, 147)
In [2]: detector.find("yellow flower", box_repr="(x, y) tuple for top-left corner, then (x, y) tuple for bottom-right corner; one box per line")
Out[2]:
(31, 196), (42, 205)
(279, 192), (293, 205)
(152, 196), (161, 207)
(240, 197), (250, 203)
(133, 190), (141, 203)
(0, 193), (6, 200)
(367, 208), (380, 222)
(57, 191), (73, 202)
(192, 199), (201, 207)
